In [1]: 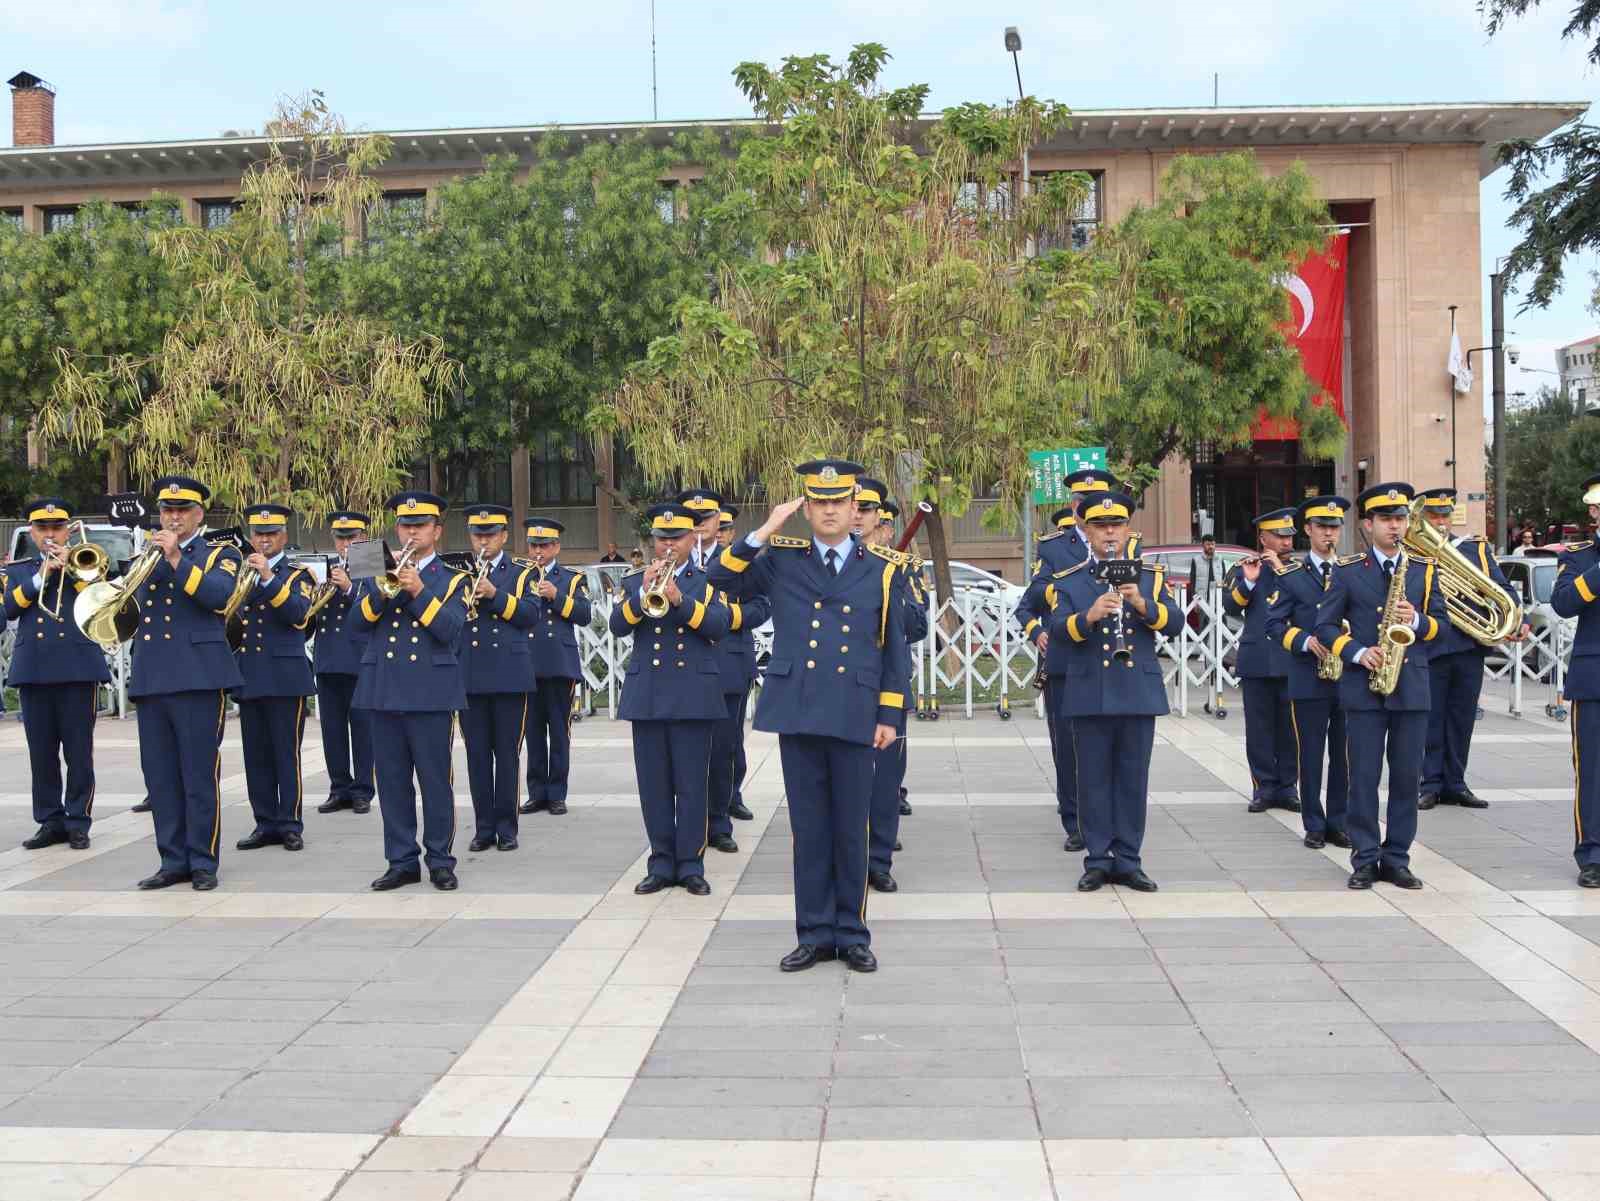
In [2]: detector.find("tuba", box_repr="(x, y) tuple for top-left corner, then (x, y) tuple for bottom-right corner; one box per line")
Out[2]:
(1369, 548), (1416, 697)
(1400, 496), (1521, 645)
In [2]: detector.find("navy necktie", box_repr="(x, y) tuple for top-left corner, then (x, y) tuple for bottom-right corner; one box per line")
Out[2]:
(825, 548), (840, 576)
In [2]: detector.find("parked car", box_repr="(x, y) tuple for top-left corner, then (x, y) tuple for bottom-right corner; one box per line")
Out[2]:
(9, 522), (140, 568)
(1491, 554), (1572, 677)
(1138, 543), (1256, 596)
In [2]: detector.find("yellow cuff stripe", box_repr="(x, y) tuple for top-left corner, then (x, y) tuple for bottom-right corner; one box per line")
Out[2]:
(1066, 614), (1086, 643)
(1023, 617), (1040, 636)
(1424, 616), (1439, 641)
(184, 565), (204, 596)
(1152, 601), (1169, 630)
(268, 578), (293, 608)
(501, 594), (518, 622)
(687, 600), (706, 630)
(1331, 633), (1352, 659)
(1231, 586), (1248, 607)
(719, 546), (750, 574)
(879, 692), (905, 709)
(729, 602), (743, 631)
(560, 595), (574, 619)
(1282, 626), (1303, 652)
(1578, 574), (1597, 604)
(420, 597), (442, 627)
(361, 594), (380, 623)
(621, 598), (641, 625)
(11, 585), (30, 609)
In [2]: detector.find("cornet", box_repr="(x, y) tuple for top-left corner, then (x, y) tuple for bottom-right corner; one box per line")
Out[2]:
(376, 541), (419, 600)
(640, 557), (673, 619)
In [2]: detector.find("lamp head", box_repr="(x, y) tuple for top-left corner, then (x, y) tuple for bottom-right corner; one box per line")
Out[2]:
(1004, 26), (1022, 52)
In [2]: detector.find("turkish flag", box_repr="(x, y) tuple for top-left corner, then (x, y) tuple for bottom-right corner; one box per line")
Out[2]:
(1254, 232), (1348, 440)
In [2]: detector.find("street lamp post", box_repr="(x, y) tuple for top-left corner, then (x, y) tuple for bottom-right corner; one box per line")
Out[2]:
(1005, 25), (1034, 570)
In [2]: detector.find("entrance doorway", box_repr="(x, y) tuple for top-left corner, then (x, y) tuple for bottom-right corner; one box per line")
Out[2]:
(1192, 442), (1334, 549)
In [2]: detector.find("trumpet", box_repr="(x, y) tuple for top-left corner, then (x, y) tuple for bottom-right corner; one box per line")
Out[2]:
(463, 549), (492, 619)
(376, 542), (419, 600)
(640, 557), (673, 619)
(42, 521), (110, 620)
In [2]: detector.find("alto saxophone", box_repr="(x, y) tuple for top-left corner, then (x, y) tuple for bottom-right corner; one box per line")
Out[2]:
(1369, 550), (1416, 697)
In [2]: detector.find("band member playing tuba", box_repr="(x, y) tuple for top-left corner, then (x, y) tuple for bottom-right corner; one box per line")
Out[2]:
(5, 498), (111, 851)
(314, 512), (377, 816)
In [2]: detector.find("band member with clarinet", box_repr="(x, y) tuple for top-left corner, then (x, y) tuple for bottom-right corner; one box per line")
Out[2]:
(1314, 483), (1446, 890)
(1048, 488), (1175, 892)
(6, 498), (111, 851)
(131, 476), (246, 891)
(1417, 487), (1528, 811)
(461, 504), (541, 853)
(1550, 473), (1600, 888)
(718, 505), (757, 822)
(1225, 509), (1301, 815)
(706, 512), (771, 856)
(1265, 496), (1355, 849)
(357, 491), (471, 892)
(709, 460), (906, 972)
(610, 502), (730, 896)
(314, 511), (376, 816)
(677, 488), (726, 570)
(233, 504), (317, 854)
(520, 518), (590, 817)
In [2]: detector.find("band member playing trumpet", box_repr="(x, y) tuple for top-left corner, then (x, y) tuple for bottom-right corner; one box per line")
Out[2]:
(1550, 473), (1600, 888)
(1225, 509), (1300, 815)
(1047, 489), (1176, 893)
(1313, 483), (1446, 890)
(357, 491), (471, 892)
(132, 476), (246, 891)
(610, 503), (731, 896)
(520, 517), (590, 817)
(314, 512), (376, 816)
(461, 504), (541, 853)
(1266, 497), (1355, 849)
(1416, 487), (1529, 811)
(6, 498), (111, 851)
(233, 504), (317, 854)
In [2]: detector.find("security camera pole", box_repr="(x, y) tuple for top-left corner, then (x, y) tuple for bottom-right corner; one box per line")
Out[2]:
(1491, 269), (1507, 550)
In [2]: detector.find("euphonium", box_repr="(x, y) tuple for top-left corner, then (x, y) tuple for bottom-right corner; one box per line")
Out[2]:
(1369, 548), (1416, 697)
(641, 559), (672, 619)
(1400, 496), (1521, 645)
(73, 545), (164, 650)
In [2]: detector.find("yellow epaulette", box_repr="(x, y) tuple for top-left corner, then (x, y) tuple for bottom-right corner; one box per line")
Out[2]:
(1274, 561), (1302, 576)
(771, 535), (809, 549)
(868, 544), (908, 567)
(1337, 553), (1365, 566)
(622, 569), (646, 586)
(512, 556), (537, 568)
(1569, 541), (1595, 553)
(1140, 561), (1162, 574)
(911, 555), (925, 571)
(1052, 562), (1089, 579)
(1037, 530), (1065, 543)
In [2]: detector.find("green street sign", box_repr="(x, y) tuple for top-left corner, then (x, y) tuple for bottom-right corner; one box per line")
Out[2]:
(1029, 447), (1106, 506)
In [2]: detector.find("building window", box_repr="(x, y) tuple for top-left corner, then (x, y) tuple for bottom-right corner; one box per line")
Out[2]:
(42, 206), (78, 233)
(530, 431), (596, 505)
(0, 208), (20, 231)
(200, 199), (239, 229)
(1032, 170), (1103, 252)
(656, 181), (677, 225)
(365, 190), (426, 243)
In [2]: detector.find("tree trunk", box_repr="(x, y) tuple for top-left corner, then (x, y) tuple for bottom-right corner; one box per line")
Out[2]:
(428, 456), (443, 495)
(107, 443), (127, 495)
(921, 507), (963, 679)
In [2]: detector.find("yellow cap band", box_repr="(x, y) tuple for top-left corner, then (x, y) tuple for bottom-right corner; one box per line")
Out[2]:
(159, 485), (203, 504)
(681, 497), (719, 512)
(467, 513), (508, 527)
(330, 518), (366, 532)
(719, 511), (735, 524)
(525, 525), (560, 539)
(27, 505), (68, 522)
(855, 487), (882, 505)
(247, 512), (286, 527)
(1363, 491), (1411, 512)
(394, 501), (442, 518)
(1070, 480), (1111, 494)
(803, 467), (856, 496)
(1303, 505), (1344, 520)
(1081, 499), (1131, 521)
(1421, 497), (1454, 510)
(652, 514), (695, 532)
(1056, 515), (1076, 528)
(1258, 517), (1295, 533)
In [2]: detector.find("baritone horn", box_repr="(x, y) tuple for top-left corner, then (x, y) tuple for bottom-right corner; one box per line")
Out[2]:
(74, 545), (163, 650)
(1400, 496), (1522, 645)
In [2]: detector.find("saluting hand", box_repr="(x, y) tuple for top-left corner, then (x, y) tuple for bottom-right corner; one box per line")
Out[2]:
(757, 496), (805, 540)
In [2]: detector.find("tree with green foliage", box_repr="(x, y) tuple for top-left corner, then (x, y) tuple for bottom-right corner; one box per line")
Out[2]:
(598, 44), (1139, 601)
(39, 92), (460, 521)
(1090, 151), (1342, 475)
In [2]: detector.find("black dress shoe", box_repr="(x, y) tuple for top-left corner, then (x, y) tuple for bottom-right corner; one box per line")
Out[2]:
(1378, 863), (1424, 890)
(1111, 869), (1159, 893)
(1063, 833), (1085, 853)
(191, 870), (218, 891)
(546, 799), (568, 815)
(842, 944), (878, 972)
(316, 796), (350, 815)
(136, 869), (190, 890)
(1348, 864), (1379, 890)
(1580, 865), (1600, 889)
(468, 835), (496, 853)
(371, 866), (422, 891)
(1418, 792), (1439, 811)
(868, 870), (898, 893)
(281, 832), (304, 852)
(709, 834), (739, 854)
(130, 800), (152, 814)
(893, 840), (902, 852)
(21, 826), (68, 850)
(235, 829), (279, 851)
(1326, 829), (1352, 849)
(1275, 797), (1302, 813)
(634, 874), (672, 895)
(1303, 832), (1327, 849)
(898, 797), (913, 816)
(779, 944), (836, 972)
(497, 836), (518, 852)
(730, 800), (754, 821)
(1446, 790), (1490, 809)
(1247, 797), (1271, 813)
(1077, 868), (1109, 892)
(430, 867), (459, 891)
(519, 798), (544, 815)
(679, 875), (711, 896)
(351, 798), (371, 815)
(68, 831), (90, 851)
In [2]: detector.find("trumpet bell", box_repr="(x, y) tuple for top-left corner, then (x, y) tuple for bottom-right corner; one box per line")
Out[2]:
(641, 591), (672, 619)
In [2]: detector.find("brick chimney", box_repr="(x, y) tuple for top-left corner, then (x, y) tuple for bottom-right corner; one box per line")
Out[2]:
(9, 71), (55, 147)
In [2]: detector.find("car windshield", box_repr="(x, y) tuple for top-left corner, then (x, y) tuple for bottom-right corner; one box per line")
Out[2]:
(13, 528), (136, 564)
(1531, 562), (1557, 604)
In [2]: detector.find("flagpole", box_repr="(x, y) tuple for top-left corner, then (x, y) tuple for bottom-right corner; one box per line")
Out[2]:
(1448, 305), (1459, 497)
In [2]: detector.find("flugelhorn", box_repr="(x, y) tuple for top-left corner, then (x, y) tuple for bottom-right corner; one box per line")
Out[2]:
(376, 542), (419, 600)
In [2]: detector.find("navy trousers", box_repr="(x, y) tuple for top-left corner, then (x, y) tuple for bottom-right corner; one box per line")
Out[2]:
(1344, 708), (1426, 871)
(19, 682), (97, 835)
(707, 690), (747, 838)
(1571, 699), (1600, 869)
(316, 672), (374, 804)
(238, 696), (308, 838)
(463, 692), (528, 842)
(1072, 715), (1155, 875)
(138, 689), (227, 876)
(778, 733), (874, 950)
(1423, 649), (1486, 797)
(731, 685), (750, 807)
(1242, 676), (1298, 801)
(371, 710), (457, 872)
(632, 718), (712, 881)
(867, 717), (908, 874)
(1289, 698), (1349, 837)
(526, 676), (576, 803)
(1043, 676), (1079, 836)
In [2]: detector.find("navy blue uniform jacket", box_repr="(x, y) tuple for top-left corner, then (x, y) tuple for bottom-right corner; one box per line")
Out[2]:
(1264, 556), (1353, 702)
(462, 553), (541, 694)
(1223, 563), (1294, 679)
(312, 577), (373, 676)
(1313, 552), (1446, 711)
(127, 536), (246, 698)
(233, 559), (315, 700)
(1553, 541), (1600, 700)
(529, 563), (591, 681)
(608, 563), (730, 721)
(353, 557), (469, 712)
(1046, 561), (1175, 716)
(4, 560), (112, 685)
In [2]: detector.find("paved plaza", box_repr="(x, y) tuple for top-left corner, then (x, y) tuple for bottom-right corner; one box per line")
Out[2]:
(1, 689), (1600, 1200)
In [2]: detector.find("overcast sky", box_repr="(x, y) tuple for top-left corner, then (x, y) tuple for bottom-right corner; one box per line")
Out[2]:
(6, 0), (1598, 404)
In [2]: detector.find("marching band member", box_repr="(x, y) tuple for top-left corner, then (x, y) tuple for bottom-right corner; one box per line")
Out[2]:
(677, 487), (725, 570)
(356, 491), (470, 892)
(709, 460), (906, 973)
(1265, 497), (1354, 849)
(1225, 508), (1300, 815)
(718, 505), (756, 822)
(131, 476), (245, 891)
(315, 511), (376, 816)
(233, 504), (316, 854)
(520, 517), (590, 817)
(460, 503), (540, 853)
(609, 502), (730, 896)
(1047, 488), (1175, 892)
(1551, 473), (1600, 888)
(1416, 487), (1528, 811)
(6, 498), (111, 851)
(707, 507), (771, 855)
(1314, 483), (1446, 890)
